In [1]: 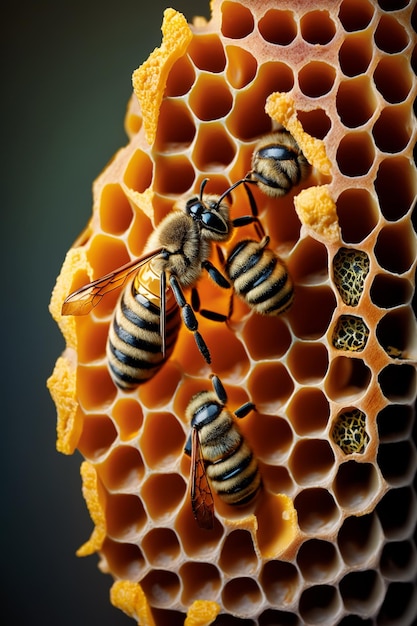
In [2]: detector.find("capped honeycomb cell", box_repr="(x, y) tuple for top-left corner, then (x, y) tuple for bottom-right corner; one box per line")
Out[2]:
(48, 1), (417, 624)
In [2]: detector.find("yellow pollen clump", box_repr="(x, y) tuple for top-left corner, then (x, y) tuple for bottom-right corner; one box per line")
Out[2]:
(48, 1), (417, 625)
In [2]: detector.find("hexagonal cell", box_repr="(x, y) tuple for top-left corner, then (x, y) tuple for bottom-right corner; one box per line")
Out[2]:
(77, 365), (116, 412)
(192, 123), (236, 171)
(247, 361), (294, 413)
(262, 465), (295, 497)
(337, 512), (384, 568)
(370, 274), (413, 309)
(298, 61), (336, 98)
(87, 234), (130, 287)
(336, 131), (375, 177)
(219, 529), (259, 577)
(376, 306), (417, 361)
(373, 103), (413, 154)
(379, 363), (417, 403)
(291, 237), (328, 285)
(220, 1), (254, 39)
(338, 32), (373, 77)
(374, 220), (416, 274)
(287, 341), (329, 384)
(174, 497), (224, 558)
(260, 560), (300, 605)
(142, 472), (186, 522)
(106, 493), (147, 541)
(297, 539), (342, 584)
(77, 414), (117, 461)
(247, 413), (293, 463)
(331, 315), (369, 352)
(339, 570), (385, 617)
(336, 76), (377, 128)
(76, 317), (108, 363)
(332, 247), (370, 306)
(153, 155), (195, 195)
(138, 360), (183, 410)
(189, 74), (233, 121)
(141, 527), (181, 568)
(297, 108), (332, 140)
(123, 150), (153, 193)
(225, 45), (257, 89)
(333, 461), (382, 514)
(378, 440), (417, 487)
(289, 439), (335, 486)
(325, 356), (371, 403)
(331, 408), (369, 455)
(374, 14), (410, 54)
(242, 315), (292, 362)
(180, 561), (222, 604)
(380, 540), (417, 581)
(376, 486), (417, 540)
(227, 62), (294, 140)
(112, 397), (144, 441)
(338, 0), (375, 32)
(287, 388), (330, 435)
(99, 184), (134, 235)
(98, 445), (145, 492)
(373, 55), (413, 104)
(222, 577), (263, 617)
(140, 569), (180, 608)
(154, 100), (196, 152)
(374, 156), (416, 221)
(289, 285), (336, 340)
(258, 9), (297, 45)
(377, 403), (414, 443)
(377, 581), (417, 626)
(126, 208), (154, 257)
(188, 34), (226, 73)
(299, 585), (342, 625)
(140, 412), (185, 470)
(294, 488), (341, 535)
(336, 188), (379, 244)
(101, 538), (146, 579)
(300, 10), (336, 44)
(164, 55), (196, 97)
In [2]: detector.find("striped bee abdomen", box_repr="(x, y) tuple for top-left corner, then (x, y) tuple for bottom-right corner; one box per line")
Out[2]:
(226, 237), (294, 316)
(106, 276), (181, 390)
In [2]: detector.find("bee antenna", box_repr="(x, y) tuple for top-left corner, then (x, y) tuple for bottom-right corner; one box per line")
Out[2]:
(199, 178), (209, 200)
(216, 179), (245, 206)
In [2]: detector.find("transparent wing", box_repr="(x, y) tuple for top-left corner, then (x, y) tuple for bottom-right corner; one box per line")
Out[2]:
(61, 248), (163, 316)
(190, 427), (214, 530)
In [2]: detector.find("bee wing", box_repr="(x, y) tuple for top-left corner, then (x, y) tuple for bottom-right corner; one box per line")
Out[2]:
(61, 248), (164, 316)
(190, 427), (214, 530)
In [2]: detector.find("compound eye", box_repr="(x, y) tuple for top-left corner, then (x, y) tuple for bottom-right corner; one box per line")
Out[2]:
(258, 145), (294, 161)
(202, 211), (228, 234)
(185, 197), (203, 217)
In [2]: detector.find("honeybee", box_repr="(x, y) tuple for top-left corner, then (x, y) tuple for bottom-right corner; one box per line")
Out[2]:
(184, 374), (261, 530)
(62, 179), (245, 390)
(225, 235), (294, 316)
(238, 130), (311, 199)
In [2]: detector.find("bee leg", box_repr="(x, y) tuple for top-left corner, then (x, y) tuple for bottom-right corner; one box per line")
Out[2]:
(232, 214), (265, 240)
(169, 275), (211, 364)
(202, 260), (230, 289)
(234, 402), (256, 419)
(210, 374), (228, 404)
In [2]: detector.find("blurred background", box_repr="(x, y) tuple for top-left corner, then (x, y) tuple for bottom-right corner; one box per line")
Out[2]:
(2, 1), (209, 624)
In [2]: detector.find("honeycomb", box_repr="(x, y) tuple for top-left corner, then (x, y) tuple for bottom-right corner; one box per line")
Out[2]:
(48, 1), (417, 624)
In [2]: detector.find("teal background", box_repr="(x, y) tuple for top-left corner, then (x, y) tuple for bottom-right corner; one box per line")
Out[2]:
(3, 1), (209, 624)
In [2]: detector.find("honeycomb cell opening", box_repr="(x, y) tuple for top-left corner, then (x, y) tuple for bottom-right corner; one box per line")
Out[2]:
(372, 104), (413, 154)
(298, 61), (336, 98)
(225, 45), (257, 89)
(123, 150), (153, 193)
(332, 247), (370, 306)
(192, 123), (236, 170)
(220, 1), (254, 39)
(101, 538), (146, 579)
(338, 0), (375, 32)
(370, 274), (413, 310)
(140, 411), (185, 469)
(287, 388), (330, 436)
(287, 341), (329, 384)
(222, 577), (263, 616)
(164, 54), (196, 98)
(99, 184), (134, 235)
(141, 527), (181, 567)
(299, 584), (342, 624)
(376, 486), (417, 540)
(333, 461), (381, 513)
(290, 439), (335, 486)
(374, 14), (410, 54)
(325, 356), (371, 403)
(331, 315), (369, 353)
(141, 472), (186, 521)
(187, 34), (226, 73)
(180, 561), (221, 605)
(294, 488), (341, 534)
(336, 132), (375, 178)
(338, 33), (373, 77)
(289, 286), (336, 339)
(189, 74), (233, 121)
(339, 569), (385, 617)
(154, 100), (196, 152)
(376, 306), (417, 360)
(336, 188), (379, 244)
(247, 362), (294, 413)
(242, 314), (292, 362)
(291, 237), (329, 285)
(377, 403), (414, 443)
(377, 440), (417, 487)
(373, 55), (413, 104)
(337, 513), (384, 567)
(380, 540), (417, 581)
(297, 539), (342, 584)
(248, 413), (293, 463)
(297, 108), (332, 140)
(300, 10), (336, 45)
(76, 318), (108, 363)
(336, 76), (377, 128)
(112, 397), (144, 442)
(378, 363), (417, 403)
(258, 10), (297, 46)
(138, 360), (183, 410)
(331, 408), (369, 455)
(219, 529), (259, 576)
(98, 445), (145, 492)
(77, 414), (117, 461)
(374, 156), (416, 221)
(260, 560), (300, 605)
(153, 155), (195, 195)
(140, 569), (181, 608)
(106, 493), (147, 541)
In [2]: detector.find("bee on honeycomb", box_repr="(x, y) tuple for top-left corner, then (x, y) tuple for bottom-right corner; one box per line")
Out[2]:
(48, 1), (417, 624)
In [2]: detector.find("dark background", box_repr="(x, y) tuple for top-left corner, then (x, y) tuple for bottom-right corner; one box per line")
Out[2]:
(2, 1), (209, 624)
